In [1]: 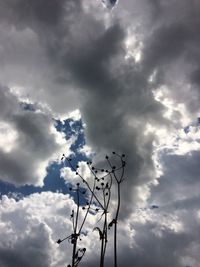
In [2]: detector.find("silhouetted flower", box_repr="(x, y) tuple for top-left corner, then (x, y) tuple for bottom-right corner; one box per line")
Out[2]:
(56, 239), (62, 244)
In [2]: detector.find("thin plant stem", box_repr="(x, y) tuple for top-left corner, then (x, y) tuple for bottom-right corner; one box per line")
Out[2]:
(72, 186), (80, 267)
(114, 182), (120, 267)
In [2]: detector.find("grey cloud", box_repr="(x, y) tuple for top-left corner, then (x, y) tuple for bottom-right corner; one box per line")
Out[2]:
(1, 192), (200, 267)
(142, 0), (200, 114)
(0, 224), (51, 267)
(0, 0), (164, 200)
(0, 0), (67, 29)
(0, 0), (189, 209)
(0, 1), (200, 266)
(0, 192), (77, 267)
(0, 85), (71, 186)
(150, 150), (200, 206)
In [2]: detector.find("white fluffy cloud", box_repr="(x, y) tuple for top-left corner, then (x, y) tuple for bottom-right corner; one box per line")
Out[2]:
(1, 190), (200, 267)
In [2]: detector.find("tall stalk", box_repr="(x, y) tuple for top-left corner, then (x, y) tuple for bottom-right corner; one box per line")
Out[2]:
(107, 152), (126, 267)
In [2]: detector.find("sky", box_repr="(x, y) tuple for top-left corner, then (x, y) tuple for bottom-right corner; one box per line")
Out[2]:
(0, 0), (200, 266)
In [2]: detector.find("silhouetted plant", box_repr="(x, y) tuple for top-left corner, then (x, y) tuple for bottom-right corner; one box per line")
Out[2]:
(57, 152), (126, 267)
(56, 182), (88, 267)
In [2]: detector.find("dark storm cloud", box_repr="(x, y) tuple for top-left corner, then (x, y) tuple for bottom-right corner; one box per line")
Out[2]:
(142, 0), (200, 113)
(0, 0), (167, 205)
(0, 0), (67, 28)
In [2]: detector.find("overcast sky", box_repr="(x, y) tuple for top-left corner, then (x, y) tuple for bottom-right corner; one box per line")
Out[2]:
(0, 0), (200, 266)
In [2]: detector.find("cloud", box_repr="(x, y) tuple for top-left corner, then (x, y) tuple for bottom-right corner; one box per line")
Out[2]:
(1, 190), (200, 267)
(0, 192), (113, 267)
(0, 192), (74, 267)
(0, 85), (73, 186)
(0, 1), (200, 265)
(0, 0), (199, 210)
